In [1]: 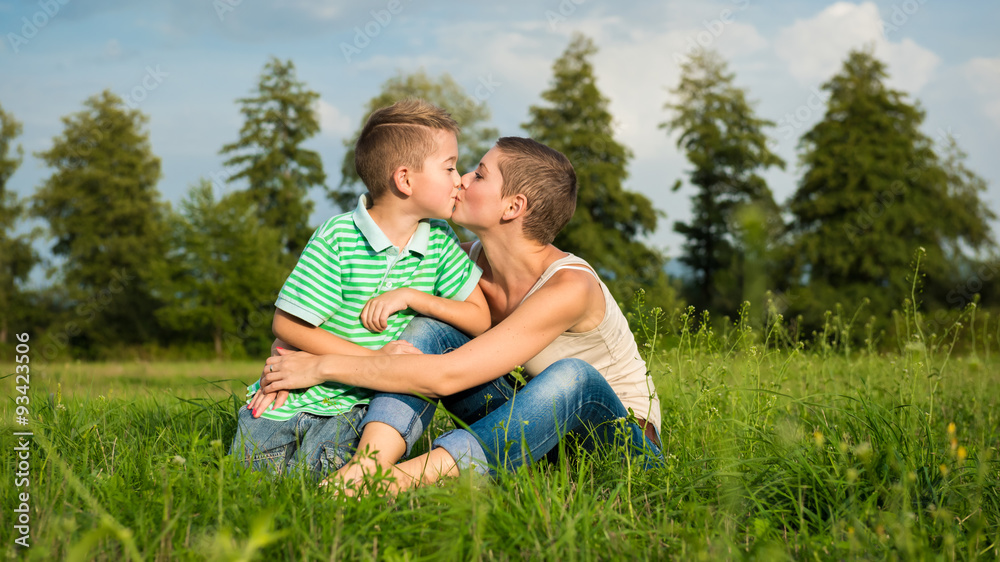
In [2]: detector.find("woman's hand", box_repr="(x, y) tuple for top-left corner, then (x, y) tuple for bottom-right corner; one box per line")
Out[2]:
(260, 348), (326, 394)
(248, 340), (298, 417)
(361, 288), (414, 333)
(247, 388), (289, 418)
(377, 339), (423, 355)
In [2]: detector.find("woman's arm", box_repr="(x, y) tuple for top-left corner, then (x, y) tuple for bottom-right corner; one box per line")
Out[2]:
(260, 269), (598, 398)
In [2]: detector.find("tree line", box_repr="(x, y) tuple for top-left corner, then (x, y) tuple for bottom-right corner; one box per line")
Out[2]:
(0, 33), (995, 360)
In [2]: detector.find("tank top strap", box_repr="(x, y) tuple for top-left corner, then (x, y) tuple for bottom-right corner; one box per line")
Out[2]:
(519, 255), (601, 305)
(469, 239), (483, 261)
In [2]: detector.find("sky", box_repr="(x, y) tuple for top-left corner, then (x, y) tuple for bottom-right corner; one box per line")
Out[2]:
(2, 0), (999, 283)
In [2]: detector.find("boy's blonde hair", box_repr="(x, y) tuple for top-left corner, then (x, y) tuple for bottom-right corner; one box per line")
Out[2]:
(355, 99), (460, 202)
(494, 137), (577, 245)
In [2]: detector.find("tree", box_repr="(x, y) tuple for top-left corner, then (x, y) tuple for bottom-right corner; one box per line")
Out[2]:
(221, 57), (325, 255)
(0, 103), (39, 344)
(32, 90), (168, 351)
(150, 181), (286, 358)
(786, 49), (995, 327)
(523, 33), (677, 308)
(662, 49), (785, 316)
(332, 69), (499, 213)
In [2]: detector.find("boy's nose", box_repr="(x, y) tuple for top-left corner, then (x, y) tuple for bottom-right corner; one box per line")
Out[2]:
(460, 171), (474, 187)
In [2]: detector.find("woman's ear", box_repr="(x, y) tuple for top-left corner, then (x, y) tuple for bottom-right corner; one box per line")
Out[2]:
(501, 193), (528, 221)
(393, 166), (412, 196)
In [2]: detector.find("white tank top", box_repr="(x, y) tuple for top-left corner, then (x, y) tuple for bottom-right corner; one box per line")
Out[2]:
(470, 242), (661, 430)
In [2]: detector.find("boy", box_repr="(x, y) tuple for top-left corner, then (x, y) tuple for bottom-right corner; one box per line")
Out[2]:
(230, 99), (490, 478)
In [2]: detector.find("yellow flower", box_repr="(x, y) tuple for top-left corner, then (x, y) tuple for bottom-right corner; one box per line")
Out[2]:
(947, 422), (956, 437)
(957, 446), (968, 463)
(813, 431), (824, 447)
(939, 464), (948, 476)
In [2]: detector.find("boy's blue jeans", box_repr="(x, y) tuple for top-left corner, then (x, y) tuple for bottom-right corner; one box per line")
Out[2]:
(230, 405), (366, 478)
(228, 317), (451, 478)
(361, 317), (663, 476)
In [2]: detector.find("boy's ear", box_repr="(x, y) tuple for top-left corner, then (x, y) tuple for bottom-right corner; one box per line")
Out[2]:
(393, 166), (412, 196)
(501, 194), (528, 221)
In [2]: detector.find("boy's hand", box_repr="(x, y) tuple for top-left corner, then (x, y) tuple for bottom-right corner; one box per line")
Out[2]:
(377, 339), (423, 355)
(361, 288), (413, 333)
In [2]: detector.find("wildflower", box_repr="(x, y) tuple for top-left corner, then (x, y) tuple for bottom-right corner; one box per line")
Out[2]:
(957, 446), (967, 463)
(939, 464), (948, 476)
(853, 442), (872, 460)
(846, 468), (859, 483)
(172, 455), (186, 466)
(947, 422), (956, 437)
(211, 439), (223, 449)
(813, 431), (824, 447)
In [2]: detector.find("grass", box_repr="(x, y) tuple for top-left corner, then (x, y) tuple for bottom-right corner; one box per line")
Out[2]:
(1, 306), (999, 560)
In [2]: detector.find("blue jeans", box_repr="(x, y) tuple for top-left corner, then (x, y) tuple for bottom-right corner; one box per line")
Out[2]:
(358, 317), (518, 457)
(362, 318), (663, 476)
(228, 317), (451, 478)
(229, 405), (366, 478)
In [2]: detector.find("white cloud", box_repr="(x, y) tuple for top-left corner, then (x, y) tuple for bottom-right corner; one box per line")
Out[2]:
(774, 1), (940, 94)
(316, 99), (351, 137)
(962, 57), (1000, 129)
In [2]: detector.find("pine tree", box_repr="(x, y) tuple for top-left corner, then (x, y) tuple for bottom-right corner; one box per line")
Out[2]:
(150, 181), (286, 358)
(32, 90), (167, 350)
(332, 69), (499, 212)
(0, 104), (39, 344)
(662, 49), (785, 316)
(787, 49), (995, 325)
(524, 33), (677, 307)
(221, 57), (325, 255)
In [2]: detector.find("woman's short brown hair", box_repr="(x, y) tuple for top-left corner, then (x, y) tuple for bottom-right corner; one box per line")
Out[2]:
(354, 99), (459, 201)
(494, 137), (577, 244)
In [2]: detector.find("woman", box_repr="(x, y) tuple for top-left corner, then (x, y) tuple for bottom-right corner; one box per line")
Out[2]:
(258, 137), (662, 490)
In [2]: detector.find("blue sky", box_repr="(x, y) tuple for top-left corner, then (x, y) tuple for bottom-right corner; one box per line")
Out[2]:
(2, 0), (998, 278)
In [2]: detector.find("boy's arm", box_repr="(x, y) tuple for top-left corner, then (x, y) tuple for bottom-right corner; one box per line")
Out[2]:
(360, 284), (491, 336)
(273, 309), (379, 357)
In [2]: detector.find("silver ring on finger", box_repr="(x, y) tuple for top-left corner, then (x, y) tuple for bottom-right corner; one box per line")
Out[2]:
(269, 364), (274, 373)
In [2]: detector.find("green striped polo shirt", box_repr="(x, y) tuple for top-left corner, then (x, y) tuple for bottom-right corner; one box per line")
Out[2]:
(246, 195), (482, 421)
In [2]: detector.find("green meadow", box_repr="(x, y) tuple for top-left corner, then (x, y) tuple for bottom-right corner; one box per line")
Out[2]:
(2, 306), (999, 561)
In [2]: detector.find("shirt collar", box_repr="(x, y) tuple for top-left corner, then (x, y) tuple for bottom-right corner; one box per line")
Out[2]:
(352, 194), (431, 256)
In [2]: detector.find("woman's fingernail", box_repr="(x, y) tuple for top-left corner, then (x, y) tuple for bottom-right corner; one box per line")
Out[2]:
(277, 347), (285, 351)
(252, 409), (257, 417)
